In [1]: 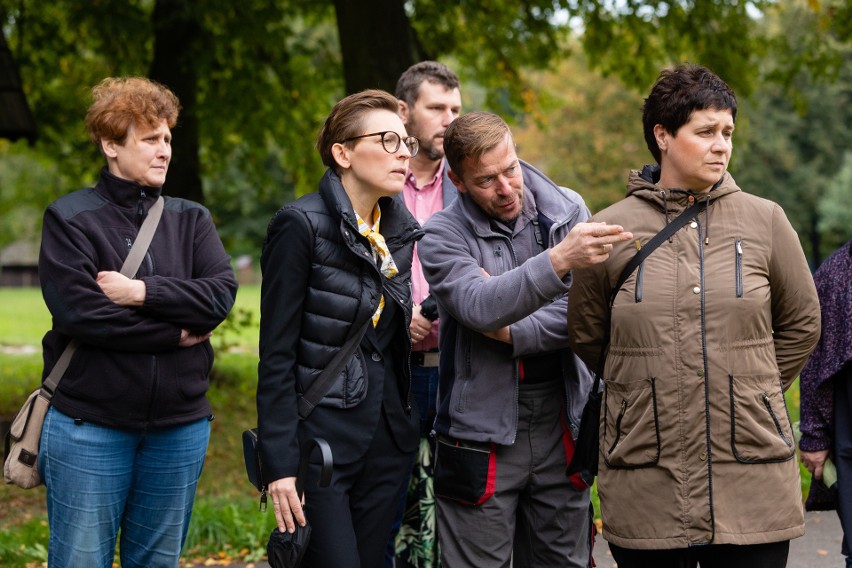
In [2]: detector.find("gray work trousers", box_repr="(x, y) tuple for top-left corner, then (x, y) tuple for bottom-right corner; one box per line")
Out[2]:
(436, 379), (593, 567)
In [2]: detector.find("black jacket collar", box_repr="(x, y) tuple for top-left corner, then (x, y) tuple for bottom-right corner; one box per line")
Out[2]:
(93, 167), (164, 210)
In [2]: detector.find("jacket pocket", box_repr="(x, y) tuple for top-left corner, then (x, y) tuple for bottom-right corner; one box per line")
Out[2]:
(178, 343), (213, 401)
(729, 374), (795, 463)
(316, 350), (369, 409)
(603, 377), (660, 468)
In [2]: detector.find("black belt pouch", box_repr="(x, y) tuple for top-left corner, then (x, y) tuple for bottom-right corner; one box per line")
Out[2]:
(434, 435), (496, 506)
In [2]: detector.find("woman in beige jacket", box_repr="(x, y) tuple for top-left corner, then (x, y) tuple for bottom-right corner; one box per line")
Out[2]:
(567, 64), (820, 567)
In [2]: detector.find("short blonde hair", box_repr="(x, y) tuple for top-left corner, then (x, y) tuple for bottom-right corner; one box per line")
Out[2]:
(85, 77), (180, 145)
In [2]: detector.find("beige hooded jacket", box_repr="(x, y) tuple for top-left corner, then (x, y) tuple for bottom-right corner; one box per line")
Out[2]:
(568, 167), (820, 549)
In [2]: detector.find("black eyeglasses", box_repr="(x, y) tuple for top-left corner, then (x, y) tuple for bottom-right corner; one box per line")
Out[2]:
(341, 131), (419, 157)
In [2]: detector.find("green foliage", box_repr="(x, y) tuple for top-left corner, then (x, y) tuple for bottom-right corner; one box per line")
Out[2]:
(733, 39), (852, 265)
(1, 0), (150, 185)
(215, 306), (259, 354)
(408, 0), (575, 114)
(3, 0), (852, 257)
(761, 0), (851, 109)
(183, 499), (277, 563)
(576, 0), (766, 96)
(786, 379), (814, 501)
(0, 353), (42, 415)
(507, 0), (852, 266)
(213, 285), (260, 354)
(193, 1), (341, 199)
(513, 55), (647, 213)
(0, 517), (49, 567)
(0, 142), (63, 250)
(1, 0), (342, 256)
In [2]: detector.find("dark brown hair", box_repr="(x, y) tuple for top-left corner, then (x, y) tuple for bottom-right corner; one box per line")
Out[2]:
(316, 89), (400, 171)
(395, 61), (460, 107)
(642, 63), (737, 163)
(443, 111), (511, 177)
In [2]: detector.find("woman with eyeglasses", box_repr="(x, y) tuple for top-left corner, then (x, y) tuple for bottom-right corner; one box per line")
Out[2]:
(257, 89), (423, 567)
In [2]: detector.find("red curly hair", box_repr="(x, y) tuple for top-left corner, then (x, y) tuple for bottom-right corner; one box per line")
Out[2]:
(85, 76), (180, 146)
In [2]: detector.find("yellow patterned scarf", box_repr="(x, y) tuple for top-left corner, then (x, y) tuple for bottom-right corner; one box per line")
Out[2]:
(356, 205), (398, 326)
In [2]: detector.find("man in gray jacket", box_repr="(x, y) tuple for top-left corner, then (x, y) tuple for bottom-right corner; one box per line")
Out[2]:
(418, 111), (631, 567)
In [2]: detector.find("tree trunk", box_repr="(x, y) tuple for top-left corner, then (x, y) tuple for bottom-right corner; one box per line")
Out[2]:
(149, 0), (204, 204)
(809, 210), (821, 270)
(332, 0), (422, 94)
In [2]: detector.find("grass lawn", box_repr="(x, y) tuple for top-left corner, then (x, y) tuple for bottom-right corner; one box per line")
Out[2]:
(0, 285), (812, 565)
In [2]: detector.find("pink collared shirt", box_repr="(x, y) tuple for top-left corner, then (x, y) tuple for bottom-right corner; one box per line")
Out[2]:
(403, 159), (447, 351)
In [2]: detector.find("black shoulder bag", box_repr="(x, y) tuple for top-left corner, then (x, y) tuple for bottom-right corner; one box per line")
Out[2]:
(567, 198), (708, 486)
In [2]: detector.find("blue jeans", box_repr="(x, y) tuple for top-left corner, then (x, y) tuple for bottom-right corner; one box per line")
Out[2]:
(412, 364), (440, 436)
(39, 407), (210, 568)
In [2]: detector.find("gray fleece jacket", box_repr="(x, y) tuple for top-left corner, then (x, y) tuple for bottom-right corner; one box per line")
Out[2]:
(419, 160), (593, 445)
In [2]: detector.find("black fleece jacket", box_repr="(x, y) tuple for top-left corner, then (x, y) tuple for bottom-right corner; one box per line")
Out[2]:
(39, 168), (238, 429)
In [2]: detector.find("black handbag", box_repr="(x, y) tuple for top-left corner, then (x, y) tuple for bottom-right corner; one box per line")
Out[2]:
(567, 198), (708, 485)
(805, 475), (839, 511)
(242, 431), (333, 508)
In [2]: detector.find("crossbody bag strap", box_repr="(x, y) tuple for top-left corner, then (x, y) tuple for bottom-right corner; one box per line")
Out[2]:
(590, 197), (708, 391)
(297, 318), (372, 420)
(42, 196), (165, 397)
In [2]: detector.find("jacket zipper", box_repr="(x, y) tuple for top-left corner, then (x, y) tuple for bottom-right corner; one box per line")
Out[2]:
(505, 236), (521, 445)
(495, 244), (504, 274)
(761, 392), (793, 447)
(136, 189), (147, 228)
(389, 224), (421, 415)
(635, 263), (644, 303)
(146, 354), (159, 424)
(607, 399), (628, 454)
(734, 240), (743, 298)
(697, 211), (716, 543)
(381, 260), (415, 415)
